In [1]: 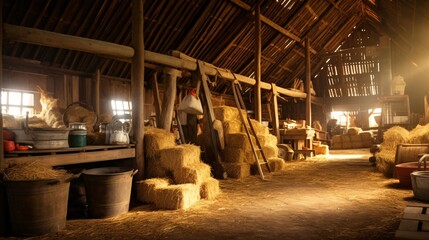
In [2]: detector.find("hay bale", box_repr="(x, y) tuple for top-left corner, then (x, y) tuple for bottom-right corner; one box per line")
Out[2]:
(408, 124), (429, 144)
(144, 127), (176, 158)
(173, 162), (212, 185)
(268, 157), (286, 172)
(262, 145), (279, 159)
(248, 119), (269, 135)
(350, 135), (362, 142)
(146, 157), (170, 179)
(154, 184), (200, 210)
(222, 147), (246, 163)
(223, 120), (243, 134)
(225, 133), (255, 151)
(340, 135), (351, 142)
(244, 151), (257, 165)
(331, 135), (342, 144)
(159, 144), (201, 171)
(136, 178), (171, 203)
(382, 126), (409, 152)
(314, 144), (329, 155)
(347, 127), (362, 135)
(257, 134), (278, 147)
(360, 131), (373, 139)
(342, 141), (353, 149)
(375, 150), (396, 178)
(245, 146), (278, 165)
(332, 142), (342, 149)
(200, 177), (220, 200)
(213, 106), (240, 122)
(223, 162), (250, 179)
(351, 141), (364, 148)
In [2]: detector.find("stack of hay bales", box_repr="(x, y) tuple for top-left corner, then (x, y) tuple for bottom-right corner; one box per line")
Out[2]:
(376, 123), (429, 177)
(204, 106), (285, 178)
(137, 129), (220, 210)
(376, 126), (410, 177)
(331, 127), (374, 149)
(313, 141), (329, 155)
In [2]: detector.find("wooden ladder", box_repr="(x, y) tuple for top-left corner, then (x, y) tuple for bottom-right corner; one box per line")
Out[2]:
(231, 80), (271, 180)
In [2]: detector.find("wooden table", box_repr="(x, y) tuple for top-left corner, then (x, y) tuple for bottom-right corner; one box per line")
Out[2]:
(2, 144), (135, 168)
(280, 128), (315, 152)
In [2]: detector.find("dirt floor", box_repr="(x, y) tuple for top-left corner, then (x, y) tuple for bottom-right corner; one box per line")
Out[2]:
(1, 149), (422, 240)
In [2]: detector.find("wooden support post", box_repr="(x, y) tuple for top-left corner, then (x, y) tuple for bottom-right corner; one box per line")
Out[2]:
(270, 83), (280, 142)
(95, 69), (100, 116)
(159, 67), (181, 131)
(131, 0), (145, 180)
(254, 0), (262, 122)
(305, 38), (312, 129)
(0, 1), (9, 234)
(151, 72), (162, 127)
(197, 61), (226, 179)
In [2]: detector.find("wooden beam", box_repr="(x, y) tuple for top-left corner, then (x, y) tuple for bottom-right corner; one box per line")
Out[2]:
(229, 0), (317, 54)
(4, 24), (306, 99)
(3, 24), (134, 59)
(254, 0), (262, 122)
(168, 51), (307, 98)
(305, 38), (312, 128)
(131, 0), (145, 180)
(4, 148), (136, 167)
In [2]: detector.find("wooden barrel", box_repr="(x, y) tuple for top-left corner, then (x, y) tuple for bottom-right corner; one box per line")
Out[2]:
(4, 175), (71, 236)
(83, 167), (137, 218)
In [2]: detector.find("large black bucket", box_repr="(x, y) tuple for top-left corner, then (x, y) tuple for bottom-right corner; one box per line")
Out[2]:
(82, 167), (137, 218)
(4, 174), (72, 236)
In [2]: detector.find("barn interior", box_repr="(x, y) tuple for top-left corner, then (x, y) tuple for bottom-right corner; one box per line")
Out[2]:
(1, 0), (429, 239)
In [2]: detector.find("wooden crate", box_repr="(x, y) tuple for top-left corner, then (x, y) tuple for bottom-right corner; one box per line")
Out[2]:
(395, 204), (429, 239)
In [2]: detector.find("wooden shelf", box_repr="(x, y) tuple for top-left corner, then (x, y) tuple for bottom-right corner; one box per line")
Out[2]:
(3, 144), (135, 167)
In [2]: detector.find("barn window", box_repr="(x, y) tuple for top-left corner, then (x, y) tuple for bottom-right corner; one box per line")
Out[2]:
(111, 100), (132, 122)
(1, 89), (36, 117)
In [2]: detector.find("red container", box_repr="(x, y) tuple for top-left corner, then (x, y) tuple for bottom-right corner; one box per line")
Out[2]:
(396, 162), (420, 188)
(3, 140), (15, 152)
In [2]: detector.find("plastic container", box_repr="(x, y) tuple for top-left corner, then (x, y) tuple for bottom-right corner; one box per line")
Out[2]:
(82, 167), (137, 218)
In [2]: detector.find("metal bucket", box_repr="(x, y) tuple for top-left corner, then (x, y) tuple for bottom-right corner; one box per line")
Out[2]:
(4, 174), (72, 236)
(82, 167), (137, 218)
(411, 171), (429, 201)
(411, 154), (429, 201)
